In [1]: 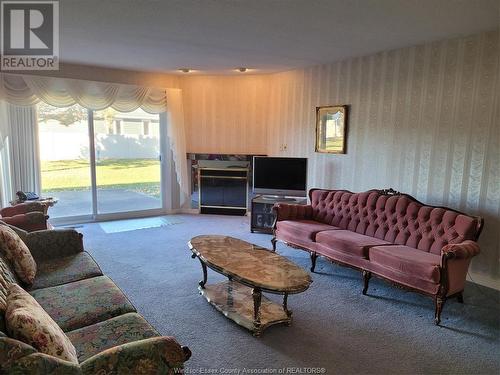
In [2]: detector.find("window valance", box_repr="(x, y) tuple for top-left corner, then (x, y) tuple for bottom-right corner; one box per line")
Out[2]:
(0, 74), (167, 113)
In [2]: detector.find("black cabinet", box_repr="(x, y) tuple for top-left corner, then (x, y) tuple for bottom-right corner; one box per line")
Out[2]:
(199, 168), (248, 215)
(250, 196), (307, 233)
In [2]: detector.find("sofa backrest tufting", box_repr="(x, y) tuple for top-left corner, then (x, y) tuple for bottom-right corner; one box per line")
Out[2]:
(309, 189), (481, 254)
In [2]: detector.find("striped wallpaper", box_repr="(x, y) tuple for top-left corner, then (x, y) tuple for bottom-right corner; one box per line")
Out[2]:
(182, 30), (499, 286)
(181, 75), (270, 154)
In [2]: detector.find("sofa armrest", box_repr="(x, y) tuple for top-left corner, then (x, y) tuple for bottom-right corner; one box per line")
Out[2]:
(442, 240), (480, 260)
(272, 203), (313, 224)
(2, 212), (48, 232)
(0, 337), (81, 374)
(1, 202), (45, 217)
(441, 241), (480, 296)
(26, 229), (84, 262)
(3, 353), (81, 374)
(80, 337), (191, 374)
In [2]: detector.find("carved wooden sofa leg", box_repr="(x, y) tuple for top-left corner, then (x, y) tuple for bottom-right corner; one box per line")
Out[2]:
(362, 271), (371, 295)
(271, 237), (277, 251)
(310, 252), (318, 272)
(434, 296), (446, 325)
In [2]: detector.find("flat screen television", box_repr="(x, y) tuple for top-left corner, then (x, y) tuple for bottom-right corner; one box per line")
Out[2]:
(253, 156), (308, 197)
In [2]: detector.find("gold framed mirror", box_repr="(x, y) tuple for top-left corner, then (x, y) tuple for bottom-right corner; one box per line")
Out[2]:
(315, 105), (348, 154)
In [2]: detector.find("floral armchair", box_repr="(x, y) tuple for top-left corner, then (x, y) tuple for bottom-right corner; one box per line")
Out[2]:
(0, 202), (48, 232)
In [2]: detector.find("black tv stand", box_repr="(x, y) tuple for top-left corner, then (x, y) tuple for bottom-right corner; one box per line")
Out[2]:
(250, 195), (307, 233)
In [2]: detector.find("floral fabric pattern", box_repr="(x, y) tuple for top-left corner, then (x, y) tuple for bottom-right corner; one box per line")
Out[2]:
(67, 312), (159, 361)
(1, 253), (19, 334)
(0, 225), (37, 285)
(1, 257), (20, 334)
(0, 222), (29, 243)
(26, 229), (84, 263)
(30, 275), (135, 332)
(0, 335), (37, 369)
(80, 336), (187, 375)
(5, 284), (78, 363)
(1, 271), (15, 311)
(29, 252), (103, 291)
(0, 344), (80, 374)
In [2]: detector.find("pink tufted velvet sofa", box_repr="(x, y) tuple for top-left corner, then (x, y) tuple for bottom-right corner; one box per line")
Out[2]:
(271, 188), (483, 324)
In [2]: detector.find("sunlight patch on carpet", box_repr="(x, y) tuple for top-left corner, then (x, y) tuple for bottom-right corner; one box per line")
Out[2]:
(99, 216), (182, 233)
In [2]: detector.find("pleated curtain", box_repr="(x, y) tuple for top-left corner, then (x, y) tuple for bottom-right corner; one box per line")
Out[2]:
(0, 74), (168, 112)
(7, 105), (41, 196)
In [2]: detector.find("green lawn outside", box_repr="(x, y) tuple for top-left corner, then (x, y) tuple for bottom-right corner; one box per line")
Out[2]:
(326, 137), (344, 150)
(41, 159), (161, 198)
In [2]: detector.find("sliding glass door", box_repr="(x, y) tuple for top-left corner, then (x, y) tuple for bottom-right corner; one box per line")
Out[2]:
(37, 104), (165, 221)
(93, 108), (162, 214)
(38, 103), (93, 218)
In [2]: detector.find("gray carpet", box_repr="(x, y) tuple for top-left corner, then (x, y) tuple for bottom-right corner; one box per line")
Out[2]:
(75, 214), (500, 374)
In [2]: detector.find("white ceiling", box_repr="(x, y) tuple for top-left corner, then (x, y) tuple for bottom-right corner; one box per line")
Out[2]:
(60, 0), (499, 75)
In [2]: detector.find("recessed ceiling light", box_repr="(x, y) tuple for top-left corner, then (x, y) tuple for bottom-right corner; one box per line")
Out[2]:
(236, 67), (247, 72)
(179, 68), (191, 73)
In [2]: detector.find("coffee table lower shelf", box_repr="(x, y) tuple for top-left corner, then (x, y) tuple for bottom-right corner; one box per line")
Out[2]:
(199, 281), (292, 336)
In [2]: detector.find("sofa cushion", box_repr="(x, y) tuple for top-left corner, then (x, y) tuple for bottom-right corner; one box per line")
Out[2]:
(6, 284), (78, 364)
(29, 276), (135, 332)
(66, 313), (159, 362)
(276, 220), (339, 241)
(0, 226), (36, 285)
(369, 245), (441, 283)
(315, 230), (391, 258)
(30, 252), (103, 290)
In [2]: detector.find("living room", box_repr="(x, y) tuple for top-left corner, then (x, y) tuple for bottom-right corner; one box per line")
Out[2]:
(0, 1), (498, 374)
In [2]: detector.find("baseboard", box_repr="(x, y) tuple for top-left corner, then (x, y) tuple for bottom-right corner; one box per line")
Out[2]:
(467, 271), (500, 291)
(175, 208), (198, 214)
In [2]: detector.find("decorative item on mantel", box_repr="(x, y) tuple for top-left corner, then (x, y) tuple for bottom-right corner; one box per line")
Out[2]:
(315, 105), (348, 154)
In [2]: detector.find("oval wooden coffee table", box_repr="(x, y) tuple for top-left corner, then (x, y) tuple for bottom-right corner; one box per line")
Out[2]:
(188, 235), (312, 336)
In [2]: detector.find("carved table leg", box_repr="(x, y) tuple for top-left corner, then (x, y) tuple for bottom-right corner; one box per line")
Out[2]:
(310, 252), (318, 272)
(252, 287), (262, 336)
(283, 292), (292, 318)
(362, 270), (371, 295)
(227, 281), (233, 306)
(191, 254), (208, 288)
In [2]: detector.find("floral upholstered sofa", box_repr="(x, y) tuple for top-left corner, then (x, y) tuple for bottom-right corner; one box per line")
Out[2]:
(272, 188), (483, 324)
(0, 226), (191, 374)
